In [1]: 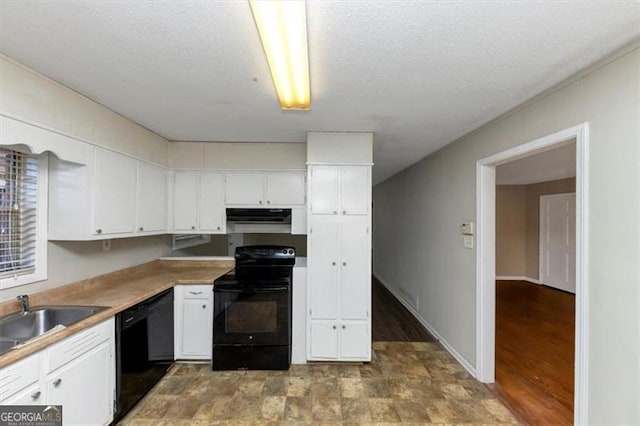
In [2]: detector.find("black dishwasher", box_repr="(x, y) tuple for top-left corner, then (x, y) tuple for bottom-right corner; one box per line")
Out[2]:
(114, 288), (174, 423)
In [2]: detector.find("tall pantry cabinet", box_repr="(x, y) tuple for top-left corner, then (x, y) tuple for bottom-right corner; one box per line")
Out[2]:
(306, 132), (373, 361)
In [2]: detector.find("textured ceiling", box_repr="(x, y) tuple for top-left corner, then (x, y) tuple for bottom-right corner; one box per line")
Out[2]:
(1, 2), (638, 184)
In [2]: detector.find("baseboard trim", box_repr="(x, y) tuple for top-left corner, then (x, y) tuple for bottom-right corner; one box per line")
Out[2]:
(496, 275), (540, 284)
(373, 274), (477, 378)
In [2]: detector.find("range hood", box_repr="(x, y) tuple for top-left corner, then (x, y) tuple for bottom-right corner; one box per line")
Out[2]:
(226, 208), (292, 233)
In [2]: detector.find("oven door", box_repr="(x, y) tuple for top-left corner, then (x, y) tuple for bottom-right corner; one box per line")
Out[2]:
(213, 285), (290, 346)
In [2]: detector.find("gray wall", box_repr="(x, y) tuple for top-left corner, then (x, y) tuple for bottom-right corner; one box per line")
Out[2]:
(373, 46), (639, 423)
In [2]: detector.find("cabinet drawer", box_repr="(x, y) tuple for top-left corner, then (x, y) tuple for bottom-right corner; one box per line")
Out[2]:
(47, 319), (113, 373)
(0, 353), (41, 402)
(182, 285), (212, 300)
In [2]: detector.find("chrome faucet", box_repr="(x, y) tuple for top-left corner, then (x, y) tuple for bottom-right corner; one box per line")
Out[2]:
(16, 295), (30, 314)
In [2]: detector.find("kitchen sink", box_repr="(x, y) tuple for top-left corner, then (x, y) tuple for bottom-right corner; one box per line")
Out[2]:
(0, 306), (108, 353)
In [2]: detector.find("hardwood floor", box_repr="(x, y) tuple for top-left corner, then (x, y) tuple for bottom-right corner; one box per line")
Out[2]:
(495, 280), (575, 425)
(372, 277), (435, 342)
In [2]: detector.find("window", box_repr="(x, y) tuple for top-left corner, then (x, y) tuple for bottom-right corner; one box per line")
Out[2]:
(0, 148), (47, 289)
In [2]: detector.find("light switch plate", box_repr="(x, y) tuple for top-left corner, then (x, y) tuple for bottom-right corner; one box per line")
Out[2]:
(461, 221), (474, 235)
(463, 235), (474, 249)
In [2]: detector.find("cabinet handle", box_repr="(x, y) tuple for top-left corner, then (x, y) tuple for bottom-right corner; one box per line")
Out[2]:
(31, 391), (41, 400)
(342, 262), (347, 266)
(189, 291), (203, 295)
(267, 200), (271, 204)
(202, 305), (207, 309)
(53, 379), (62, 387)
(332, 325), (336, 330)
(332, 262), (336, 266)
(191, 226), (196, 230)
(217, 226), (220, 230)
(342, 325), (346, 329)
(259, 200), (263, 205)
(343, 210), (346, 215)
(139, 227), (144, 231)
(333, 211), (337, 215)
(96, 229), (102, 234)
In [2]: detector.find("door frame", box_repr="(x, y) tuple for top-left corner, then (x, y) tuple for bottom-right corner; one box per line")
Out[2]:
(475, 123), (589, 424)
(539, 192), (577, 293)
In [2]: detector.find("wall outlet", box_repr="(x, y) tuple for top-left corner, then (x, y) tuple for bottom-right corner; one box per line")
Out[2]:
(102, 239), (112, 252)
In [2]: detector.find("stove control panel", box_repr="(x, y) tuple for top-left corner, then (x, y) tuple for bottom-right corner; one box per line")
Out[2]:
(235, 245), (296, 260)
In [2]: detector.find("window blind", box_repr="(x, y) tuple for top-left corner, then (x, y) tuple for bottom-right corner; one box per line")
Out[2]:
(0, 148), (39, 278)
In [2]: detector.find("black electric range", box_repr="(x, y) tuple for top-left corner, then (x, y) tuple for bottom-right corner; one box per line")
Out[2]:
(212, 245), (295, 370)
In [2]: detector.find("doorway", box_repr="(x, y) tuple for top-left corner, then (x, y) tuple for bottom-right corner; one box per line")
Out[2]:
(475, 124), (589, 424)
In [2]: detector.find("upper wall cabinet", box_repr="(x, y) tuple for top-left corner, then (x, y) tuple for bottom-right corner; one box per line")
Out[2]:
(308, 166), (370, 216)
(172, 171), (225, 234)
(49, 147), (168, 240)
(225, 171), (305, 207)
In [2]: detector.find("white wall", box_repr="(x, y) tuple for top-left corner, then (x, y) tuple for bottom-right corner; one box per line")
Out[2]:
(169, 141), (306, 170)
(373, 46), (639, 423)
(0, 55), (172, 301)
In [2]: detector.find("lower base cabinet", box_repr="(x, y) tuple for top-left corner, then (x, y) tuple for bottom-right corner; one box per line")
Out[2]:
(0, 319), (115, 426)
(308, 319), (370, 361)
(174, 285), (213, 360)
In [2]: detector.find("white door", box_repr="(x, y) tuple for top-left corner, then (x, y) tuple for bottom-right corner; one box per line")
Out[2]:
(540, 193), (576, 293)
(309, 166), (339, 215)
(340, 166), (370, 215)
(94, 149), (136, 235)
(225, 172), (265, 205)
(199, 172), (225, 232)
(180, 299), (213, 358)
(173, 172), (198, 231)
(339, 221), (370, 320)
(266, 172), (305, 205)
(47, 342), (114, 426)
(309, 321), (338, 359)
(339, 321), (370, 360)
(137, 161), (167, 232)
(308, 221), (340, 319)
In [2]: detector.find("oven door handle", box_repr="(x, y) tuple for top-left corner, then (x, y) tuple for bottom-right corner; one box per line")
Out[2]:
(213, 286), (289, 293)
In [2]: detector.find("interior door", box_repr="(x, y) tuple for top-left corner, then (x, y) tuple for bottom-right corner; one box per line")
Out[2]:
(540, 193), (576, 293)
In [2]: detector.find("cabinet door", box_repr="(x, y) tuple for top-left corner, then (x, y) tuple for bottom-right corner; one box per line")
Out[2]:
(94, 148), (136, 235)
(225, 173), (265, 205)
(266, 172), (305, 205)
(339, 221), (370, 320)
(339, 321), (370, 360)
(309, 166), (339, 215)
(308, 222), (340, 319)
(180, 298), (213, 358)
(340, 166), (370, 215)
(199, 172), (225, 232)
(309, 321), (338, 359)
(137, 161), (167, 232)
(47, 342), (114, 426)
(173, 171), (199, 231)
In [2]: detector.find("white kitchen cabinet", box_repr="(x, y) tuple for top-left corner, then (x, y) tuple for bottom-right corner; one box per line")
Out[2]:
(137, 161), (168, 233)
(0, 352), (42, 404)
(46, 342), (114, 426)
(172, 171), (225, 233)
(0, 319), (115, 425)
(307, 219), (371, 361)
(94, 148), (137, 235)
(174, 285), (213, 360)
(225, 171), (306, 206)
(49, 146), (168, 240)
(308, 165), (370, 216)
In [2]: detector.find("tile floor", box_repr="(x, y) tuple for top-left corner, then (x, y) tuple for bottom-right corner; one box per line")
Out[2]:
(120, 342), (518, 425)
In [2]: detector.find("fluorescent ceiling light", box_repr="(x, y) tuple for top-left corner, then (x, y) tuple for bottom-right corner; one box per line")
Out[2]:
(250, 0), (310, 110)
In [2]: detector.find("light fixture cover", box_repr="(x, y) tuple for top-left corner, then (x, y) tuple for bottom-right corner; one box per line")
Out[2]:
(250, 0), (310, 110)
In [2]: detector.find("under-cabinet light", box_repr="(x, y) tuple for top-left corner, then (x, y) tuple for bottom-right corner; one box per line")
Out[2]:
(249, 0), (310, 110)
